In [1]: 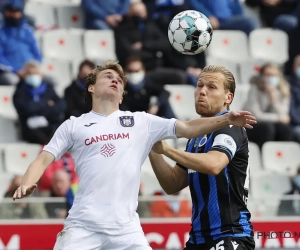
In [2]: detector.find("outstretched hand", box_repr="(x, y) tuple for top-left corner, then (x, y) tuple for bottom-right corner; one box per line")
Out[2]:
(12, 184), (37, 200)
(151, 140), (170, 155)
(228, 111), (257, 129)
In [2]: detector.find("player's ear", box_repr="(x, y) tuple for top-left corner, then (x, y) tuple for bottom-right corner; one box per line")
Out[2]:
(225, 92), (233, 105)
(88, 84), (94, 94)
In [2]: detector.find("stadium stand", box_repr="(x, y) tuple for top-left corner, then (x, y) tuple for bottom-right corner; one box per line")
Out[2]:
(0, 1), (299, 249)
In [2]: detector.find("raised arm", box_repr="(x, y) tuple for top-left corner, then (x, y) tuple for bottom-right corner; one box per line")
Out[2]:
(13, 118), (75, 200)
(175, 111), (256, 139)
(13, 151), (55, 200)
(149, 152), (188, 195)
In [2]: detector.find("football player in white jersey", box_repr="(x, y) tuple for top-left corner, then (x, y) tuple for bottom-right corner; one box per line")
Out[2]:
(12, 60), (256, 250)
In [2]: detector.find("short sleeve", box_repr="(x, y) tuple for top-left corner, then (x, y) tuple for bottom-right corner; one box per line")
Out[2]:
(43, 118), (75, 160)
(209, 126), (243, 161)
(144, 113), (177, 143)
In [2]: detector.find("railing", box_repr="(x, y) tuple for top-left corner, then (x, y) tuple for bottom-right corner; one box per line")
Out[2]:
(1, 195), (300, 220)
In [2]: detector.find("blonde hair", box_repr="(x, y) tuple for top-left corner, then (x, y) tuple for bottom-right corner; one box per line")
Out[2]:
(24, 60), (40, 71)
(199, 65), (236, 108)
(84, 60), (127, 110)
(260, 63), (290, 98)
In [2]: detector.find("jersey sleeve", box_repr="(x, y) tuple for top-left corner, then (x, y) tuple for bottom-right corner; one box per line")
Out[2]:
(209, 126), (242, 161)
(43, 118), (75, 161)
(144, 113), (177, 143)
(176, 139), (191, 171)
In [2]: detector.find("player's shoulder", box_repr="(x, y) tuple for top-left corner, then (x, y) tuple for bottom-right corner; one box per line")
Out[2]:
(64, 113), (90, 126)
(214, 125), (247, 140)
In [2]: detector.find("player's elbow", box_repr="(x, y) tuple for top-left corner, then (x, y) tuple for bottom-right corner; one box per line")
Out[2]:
(206, 163), (223, 176)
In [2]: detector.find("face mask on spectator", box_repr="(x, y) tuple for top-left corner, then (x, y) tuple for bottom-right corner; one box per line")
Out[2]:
(263, 76), (280, 87)
(295, 175), (300, 188)
(4, 16), (22, 27)
(127, 71), (145, 85)
(25, 75), (42, 88)
(295, 67), (300, 79)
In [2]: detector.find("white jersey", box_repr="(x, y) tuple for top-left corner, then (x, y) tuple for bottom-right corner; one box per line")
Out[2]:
(43, 110), (177, 235)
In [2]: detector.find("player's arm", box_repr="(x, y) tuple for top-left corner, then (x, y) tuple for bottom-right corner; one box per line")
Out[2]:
(13, 151), (55, 200)
(175, 111), (256, 139)
(154, 129), (239, 175)
(13, 118), (75, 200)
(159, 147), (229, 175)
(149, 151), (188, 195)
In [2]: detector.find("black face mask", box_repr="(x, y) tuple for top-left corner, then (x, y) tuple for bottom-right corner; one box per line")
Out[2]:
(5, 16), (22, 27)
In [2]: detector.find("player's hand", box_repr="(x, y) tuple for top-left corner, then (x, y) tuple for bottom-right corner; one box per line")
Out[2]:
(228, 111), (257, 129)
(12, 184), (37, 200)
(278, 114), (290, 124)
(152, 140), (169, 154)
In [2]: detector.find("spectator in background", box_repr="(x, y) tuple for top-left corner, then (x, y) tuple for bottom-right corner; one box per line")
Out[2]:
(244, 63), (293, 148)
(278, 167), (300, 216)
(289, 55), (300, 143)
(150, 191), (191, 218)
(81, 0), (130, 30)
(246, 0), (299, 32)
(13, 61), (66, 145)
(120, 56), (176, 119)
(189, 0), (256, 35)
(144, 0), (189, 32)
(64, 60), (95, 118)
(114, 1), (170, 70)
(0, 175), (48, 219)
(39, 152), (78, 194)
(0, 0), (42, 85)
(45, 169), (77, 219)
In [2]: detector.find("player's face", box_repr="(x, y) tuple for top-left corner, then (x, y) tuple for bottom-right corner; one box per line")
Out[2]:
(195, 72), (233, 117)
(89, 69), (124, 104)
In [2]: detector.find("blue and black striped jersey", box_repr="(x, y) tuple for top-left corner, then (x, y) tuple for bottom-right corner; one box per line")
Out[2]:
(178, 112), (253, 244)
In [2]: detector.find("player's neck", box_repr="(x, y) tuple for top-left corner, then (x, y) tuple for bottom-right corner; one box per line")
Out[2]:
(92, 101), (119, 116)
(201, 108), (228, 118)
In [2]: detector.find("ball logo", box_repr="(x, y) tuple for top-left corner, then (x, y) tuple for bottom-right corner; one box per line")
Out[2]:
(100, 143), (116, 157)
(198, 136), (207, 147)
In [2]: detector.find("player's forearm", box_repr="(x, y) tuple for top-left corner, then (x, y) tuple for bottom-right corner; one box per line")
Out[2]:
(149, 152), (182, 194)
(176, 114), (229, 139)
(21, 152), (54, 186)
(164, 147), (217, 175)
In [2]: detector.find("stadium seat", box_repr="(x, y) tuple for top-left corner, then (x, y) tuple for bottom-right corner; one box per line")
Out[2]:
(57, 5), (84, 29)
(84, 30), (117, 61)
(175, 137), (189, 151)
(164, 84), (198, 121)
(0, 86), (18, 120)
(230, 84), (250, 111)
(42, 29), (84, 61)
(141, 157), (162, 195)
(41, 58), (73, 97)
(0, 173), (14, 199)
(239, 59), (266, 84)
(3, 143), (41, 175)
(249, 28), (288, 64)
(249, 142), (263, 172)
(0, 117), (19, 143)
(24, 2), (56, 30)
(250, 171), (292, 216)
(206, 57), (239, 82)
(206, 30), (250, 62)
(262, 141), (300, 176)
(71, 59), (84, 78)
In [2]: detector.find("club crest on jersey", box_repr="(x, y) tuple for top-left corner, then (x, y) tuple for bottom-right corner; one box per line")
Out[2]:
(119, 116), (134, 127)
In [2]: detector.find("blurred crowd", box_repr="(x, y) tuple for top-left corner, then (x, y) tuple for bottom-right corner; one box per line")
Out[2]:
(1, 0), (300, 219)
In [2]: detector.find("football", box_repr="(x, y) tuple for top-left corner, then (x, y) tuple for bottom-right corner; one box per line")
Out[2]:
(168, 10), (213, 55)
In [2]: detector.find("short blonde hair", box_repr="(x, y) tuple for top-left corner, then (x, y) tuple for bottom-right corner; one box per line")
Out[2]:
(84, 60), (127, 110)
(199, 65), (236, 108)
(200, 65), (236, 95)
